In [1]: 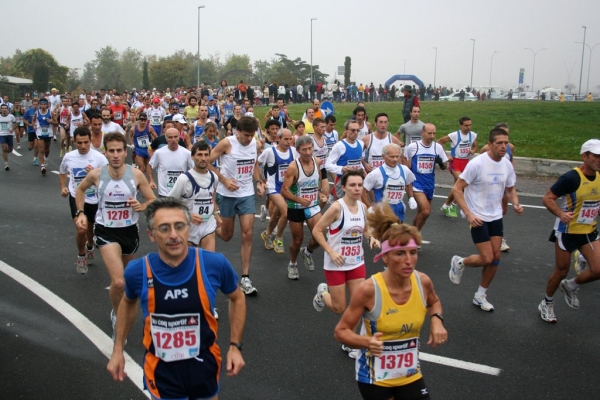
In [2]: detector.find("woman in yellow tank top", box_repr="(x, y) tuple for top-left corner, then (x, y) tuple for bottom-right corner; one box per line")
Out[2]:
(335, 203), (447, 400)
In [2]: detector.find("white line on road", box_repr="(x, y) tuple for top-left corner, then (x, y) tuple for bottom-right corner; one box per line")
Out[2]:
(432, 194), (545, 209)
(0, 260), (149, 398)
(420, 352), (502, 376)
(51, 171), (59, 175)
(12, 150), (22, 157)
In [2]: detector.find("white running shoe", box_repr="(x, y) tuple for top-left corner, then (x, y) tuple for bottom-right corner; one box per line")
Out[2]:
(313, 283), (328, 312)
(287, 264), (299, 280)
(260, 205), (268, 222)
(213, 308), (219, 320)
(473, 293), (494, 311)
(76, 256), (88, 274)
(500, 238), (510, 252)
(449, 256), (464, 285)
(111, 309), (117, 341)
(240, 276), (258, 295)
(573, 250), (588, 275)
(300, 247), (315, 271)
(559, 279), (579, 309)
(538, 300), (557, 323)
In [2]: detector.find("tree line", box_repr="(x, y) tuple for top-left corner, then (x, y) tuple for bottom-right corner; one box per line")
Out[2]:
(0, 47), (330, 94)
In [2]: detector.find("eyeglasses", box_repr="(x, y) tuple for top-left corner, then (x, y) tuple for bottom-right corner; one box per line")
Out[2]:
(152, 222), (189, 234)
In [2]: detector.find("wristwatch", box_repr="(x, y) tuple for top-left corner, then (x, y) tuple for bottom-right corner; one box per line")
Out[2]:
(230, 342), (243, 351)
(75, 210), (85, 217)
(431, 313), (444, 323)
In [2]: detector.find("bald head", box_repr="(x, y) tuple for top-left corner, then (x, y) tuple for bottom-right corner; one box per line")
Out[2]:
(278, 128), (292, 138)
(421, 123), (436, 145)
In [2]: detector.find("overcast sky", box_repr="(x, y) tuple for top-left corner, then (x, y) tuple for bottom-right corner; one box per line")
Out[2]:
(4, 0), (600, 92)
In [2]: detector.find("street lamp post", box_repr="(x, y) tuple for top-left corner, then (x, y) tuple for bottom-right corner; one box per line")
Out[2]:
(489, 51), (499, 87)
(310, 18), (317, 85)
(403, 59), (406, 75)
(579, 26), (586, 98)
(197, 5), (205, 88)
(433, 47), (438, 88)
(524, 47), (547, 93)
(470, 39), (475, 89)
(576, 41), (600, 94)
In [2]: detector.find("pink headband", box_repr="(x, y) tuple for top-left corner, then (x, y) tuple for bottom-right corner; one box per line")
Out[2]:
(373, 239), (419, 262)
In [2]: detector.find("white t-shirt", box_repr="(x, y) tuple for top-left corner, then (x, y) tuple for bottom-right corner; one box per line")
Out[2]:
(149, 146), (194, 196)
(460, 152), (516, 222)
(59, 149), (109, 202)
(47, 95), (61, 109)
(0, 114), (16, 136)
(102, 121), (125, 135)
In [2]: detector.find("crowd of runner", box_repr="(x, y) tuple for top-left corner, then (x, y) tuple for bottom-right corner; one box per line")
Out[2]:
(2, 86), (598, 400)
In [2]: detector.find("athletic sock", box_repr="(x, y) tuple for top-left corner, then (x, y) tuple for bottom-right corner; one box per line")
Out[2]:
(458, 258), (465, 267)
(241, 274), (249, 278)
(544, 296), (553, 303)
(78, 253), (85, 257)
(289, 262), (297, 267)
(303, 248), (312, 256)
(86, 244), (94, 251)
(476, 286), (487, 296)
(566, 278), (579, 291)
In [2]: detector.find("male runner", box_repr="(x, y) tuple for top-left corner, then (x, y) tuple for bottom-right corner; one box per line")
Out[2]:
(0, 104), (16, 170)
(148, 128), (194, 197)
(448, 128), (523, 311)
(168, 141), (222, 251)
(108, 96), (127, 127)
(404, 123), (448, 236)
(310, 118), (333, 206)
(363, 143), (417, 223)
(362, 113), (403, 174)
(438, 117), (478, 218)
(75, 133), (155, 339)
(147, 97), (166, 136)
(59, 127), (108, 273)
(190, 105), (209, 146)
(538, 139), (600, 322)
(281, 135), (326, 280)
(64, 101), (90, 156)
(209, 116), (263, 294)
(184, 96), (200, 123)
(397, 105), (423, 146)
(107, 198), (246, 399)
(101, 109), (126, 135)
(325, 120), (365, 199)
(258, 128), (297, 254)
(23, 98), (39, 160)
(33, 98), (55, 175)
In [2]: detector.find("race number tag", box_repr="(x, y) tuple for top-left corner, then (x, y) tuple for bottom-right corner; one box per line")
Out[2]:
(299, 186), (318, 207)
(278, 163), (289, 182)
(102, 201), (133, 227)
(340, 232), (363, 264)
(72, 167), (95, 198)
(151, 116), (161, 125)
(137, 135), (149, 148)
(410, 135), (421, 144)
(384, 184), (405, 204)
(458, 142), (471, 158)
(577, 200), (600, 225)
(114, 112), (123, 120)
(317, 154), (327, 168)
(167, 171), (183, 188)
(72, 119), (83, 128)
(347, 159), (362, 170)
(0, 122), (8, 131)
(40, 127), (50, 137)
(150, 313), (201, 362)
(370, 155), (384, 168)
(375, 338), (419, 382)
(236, 159), (254, 180)
(416, 155), (434, 174)
(193, 198), (214, 220)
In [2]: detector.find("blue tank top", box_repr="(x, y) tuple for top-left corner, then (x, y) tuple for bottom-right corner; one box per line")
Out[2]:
(324, 132), (337, 153)
(207, 105), (220, 127)
(336, 140), (363, 177)
(265, 147), (294, 193)
(410, 142), (437, 190)
(373, 166), (407, 221)
(194, 123), (205, 142)
(37, 109), (51, 127)
(133, 124), (150, 150)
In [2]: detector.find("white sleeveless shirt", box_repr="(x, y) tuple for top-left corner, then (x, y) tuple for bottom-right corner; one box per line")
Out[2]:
(324, 199), (366, 271)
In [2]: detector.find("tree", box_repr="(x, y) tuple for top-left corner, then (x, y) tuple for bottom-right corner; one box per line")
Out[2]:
(81, 61), (96, 91)
(142, 59), (150, 90)
(65, 68), (82, 92)
(0, 49), (25, 77)
(149, 51), (193, 90)
(344, 56), (351, 86)
(120, 47), (143, 90)
(32, 63), (50, 92)
(15, 49), (68, 90)
(253, 59), (273, 85)
(95, 46), (122, 91)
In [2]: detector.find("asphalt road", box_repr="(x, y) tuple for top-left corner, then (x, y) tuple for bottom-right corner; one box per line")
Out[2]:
(0, 149), (598, 400)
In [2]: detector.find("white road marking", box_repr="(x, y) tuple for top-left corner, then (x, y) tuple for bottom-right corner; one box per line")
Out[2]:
(432, 194), (544, 209)
(0, 260), (149, 398)
(12, 150), (22, 156)
(52, 171), (59, 175)
(420, 352), (502, 376)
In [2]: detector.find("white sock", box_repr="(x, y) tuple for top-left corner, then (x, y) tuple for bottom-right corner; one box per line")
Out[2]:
(566, 278), (579, 291)
(303, 248), (312, 256)
(476, 286), (487, 296)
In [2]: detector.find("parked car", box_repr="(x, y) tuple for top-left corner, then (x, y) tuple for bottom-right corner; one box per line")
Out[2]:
(439, 92), (478, 101)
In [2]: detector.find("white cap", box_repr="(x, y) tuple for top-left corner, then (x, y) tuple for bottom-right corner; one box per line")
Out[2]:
(244, 112), (254, 117)
(581, 139), (600, 155)
(172, 114), (187, 124)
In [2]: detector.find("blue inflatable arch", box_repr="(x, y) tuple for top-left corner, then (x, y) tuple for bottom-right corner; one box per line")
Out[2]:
(384, 75), (424, 89)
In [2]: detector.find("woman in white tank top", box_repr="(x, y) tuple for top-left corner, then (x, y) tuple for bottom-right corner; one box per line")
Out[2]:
(312, 170), (380, 315)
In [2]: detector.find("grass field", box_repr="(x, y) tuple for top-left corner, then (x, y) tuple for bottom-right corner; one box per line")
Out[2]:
(277, 100), (599, 161)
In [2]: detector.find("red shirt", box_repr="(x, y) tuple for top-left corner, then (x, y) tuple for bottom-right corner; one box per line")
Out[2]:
(108, 104), (127, 126)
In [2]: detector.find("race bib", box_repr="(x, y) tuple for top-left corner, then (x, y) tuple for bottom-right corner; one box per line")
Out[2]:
(299, 186), (318, 207)
(0, 122), (8, 131)
(410, 135), (421, 144)
(317, 154), (327, 167)
(225, 109), (233, 117)
(150, 313), (200, 362)
(370, 155), (384, 168)
(72, 119), (83, 128)
(102, 201), (133, 227)
(193, 198), (214, 220)
(340, 234), (363, 263)
(114, 111), (123, 120)
(151, 115), (161, 125)
(137, 135), (149, 148)
(278, 163), (289, 182)
(457, 142), (471, 158)
(347, 159), (362, 170)
(577, 200), (600, 225)
(72, 167), (95, 198)
(167, 171), (183, 188)
(40, 127), (50, 137)
(384, 184), (405, 204)
(374, 338), (419, 382)
(236, 159), (254, 180)
(416, 155), (434, 174)
(60, 115), (68, 125)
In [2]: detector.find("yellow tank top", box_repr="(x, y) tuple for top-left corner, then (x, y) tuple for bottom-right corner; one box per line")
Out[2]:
(356, 271), (427, 387)
(556, 168), (600, 234)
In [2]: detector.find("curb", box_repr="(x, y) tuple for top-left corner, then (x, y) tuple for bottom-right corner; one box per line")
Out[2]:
(512, 156), (579, 178)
